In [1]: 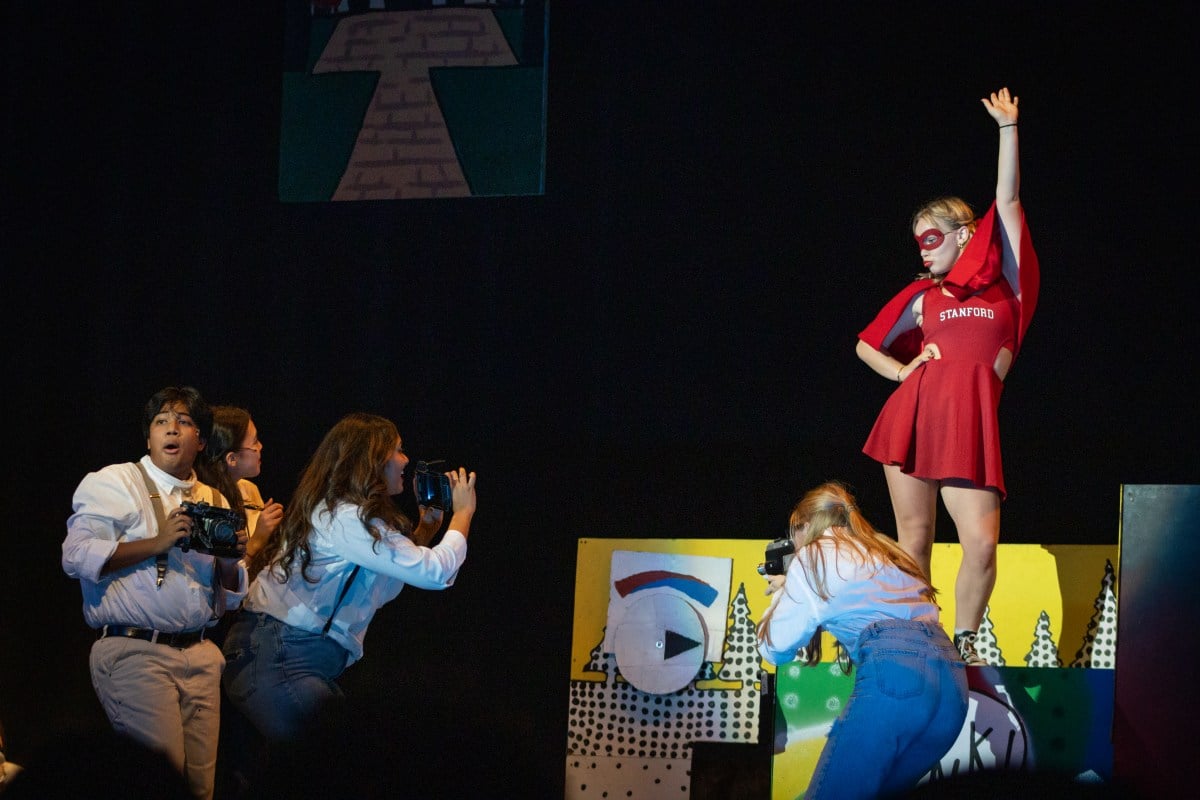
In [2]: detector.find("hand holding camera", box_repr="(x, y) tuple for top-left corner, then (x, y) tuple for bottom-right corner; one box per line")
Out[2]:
(414, 460), (454, 511)
(177, 500), (246, 559)
(412, 461), (477, 542)
(158, 507), (195, 554)
(415, 462), (479, 514)
(447, 467), (477, 518)
(758, 536), (796, 577)
(759, 537), (795, 596)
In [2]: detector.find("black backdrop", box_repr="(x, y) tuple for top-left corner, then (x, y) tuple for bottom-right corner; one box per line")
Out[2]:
(3, 2), (1196, 797)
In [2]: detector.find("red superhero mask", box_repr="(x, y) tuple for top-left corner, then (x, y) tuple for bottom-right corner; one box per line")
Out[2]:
(914, 227), (954, 251)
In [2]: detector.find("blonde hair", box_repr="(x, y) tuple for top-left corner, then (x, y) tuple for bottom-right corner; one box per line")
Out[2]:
(757, 481), (935, 665)
(911, 196), (977, 234)
(911, 196), (978, 281)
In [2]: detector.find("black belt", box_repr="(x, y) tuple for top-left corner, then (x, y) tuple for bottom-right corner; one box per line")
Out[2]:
(98, 624), (207, 648)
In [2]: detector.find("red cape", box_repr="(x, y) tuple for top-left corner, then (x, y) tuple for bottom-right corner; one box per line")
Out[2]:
(857, 202), (1039, 363)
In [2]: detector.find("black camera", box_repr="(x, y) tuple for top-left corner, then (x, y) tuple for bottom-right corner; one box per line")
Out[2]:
(178, 500), (244, 558)
(757, 537), (795, 576)
(414, 460), (453, 511)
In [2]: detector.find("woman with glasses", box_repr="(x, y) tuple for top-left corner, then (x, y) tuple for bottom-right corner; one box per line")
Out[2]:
(195, 405), (288, 797)
(854, 87), (1040, 666)
(195, 405), (284, 559)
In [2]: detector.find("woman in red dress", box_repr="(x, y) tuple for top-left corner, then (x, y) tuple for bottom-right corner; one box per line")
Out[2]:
(855, 87), (1039, 665)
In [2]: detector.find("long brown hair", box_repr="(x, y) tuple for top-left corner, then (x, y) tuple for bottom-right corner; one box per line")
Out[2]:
(247, 413), (412, 583)
(757, 481), (935, 666)
(194, 405), (251, 524)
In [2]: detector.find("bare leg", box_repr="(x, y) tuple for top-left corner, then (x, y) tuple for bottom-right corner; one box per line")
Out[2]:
(940, 482), (1001, 631)
(882, 465), (939, 579)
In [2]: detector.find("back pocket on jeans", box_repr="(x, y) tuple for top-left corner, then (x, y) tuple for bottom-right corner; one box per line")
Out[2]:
(872, 648), (926, 699)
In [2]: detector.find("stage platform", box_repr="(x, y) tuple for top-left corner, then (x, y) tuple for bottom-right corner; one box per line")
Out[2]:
(567, 539), (1118, 799)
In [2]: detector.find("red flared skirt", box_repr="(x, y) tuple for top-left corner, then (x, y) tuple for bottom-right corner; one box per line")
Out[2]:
(863, 358), (1006, 498)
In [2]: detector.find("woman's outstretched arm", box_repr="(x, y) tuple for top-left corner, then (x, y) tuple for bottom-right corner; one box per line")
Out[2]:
(982, 87), (1021, 254)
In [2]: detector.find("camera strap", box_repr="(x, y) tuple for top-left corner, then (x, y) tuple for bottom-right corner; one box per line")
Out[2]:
(133, 463), (228, 619)
(203, 492), (230, 621)
(322, 565), (360, 637)
(135, 462), (171, 590)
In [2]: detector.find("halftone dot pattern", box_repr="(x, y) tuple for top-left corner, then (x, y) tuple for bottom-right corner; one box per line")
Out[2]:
(939, 560), (1124, 671)
(975, 606), (1006, 666)
(947, 561), (1121, 671)
(1071, 559), (1118, 669)
(565, 584), (763, 797)
(565, 756), (689, 797)
(1024, 609), (1063, 667)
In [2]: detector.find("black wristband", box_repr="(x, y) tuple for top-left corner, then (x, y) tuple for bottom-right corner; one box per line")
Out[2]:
(998, 123), (1017, 129)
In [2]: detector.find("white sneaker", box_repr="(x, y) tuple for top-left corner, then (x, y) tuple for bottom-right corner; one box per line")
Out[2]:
(954, 631), (987, 666)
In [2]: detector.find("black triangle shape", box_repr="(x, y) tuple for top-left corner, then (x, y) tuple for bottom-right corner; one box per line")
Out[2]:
(664, 629), (702, 660)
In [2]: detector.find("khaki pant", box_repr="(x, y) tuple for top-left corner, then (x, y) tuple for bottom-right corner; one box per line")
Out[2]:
(90, 636), (224, 800)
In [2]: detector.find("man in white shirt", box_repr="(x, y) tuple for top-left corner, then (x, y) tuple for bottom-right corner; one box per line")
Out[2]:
(63, 386), (248, 800)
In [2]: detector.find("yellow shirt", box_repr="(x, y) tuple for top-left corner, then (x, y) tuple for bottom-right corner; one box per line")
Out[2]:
(238, 478), (266, 540)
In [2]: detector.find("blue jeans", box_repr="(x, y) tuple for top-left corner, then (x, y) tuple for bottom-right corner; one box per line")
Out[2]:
(806, 619), (968, 800)
(221, 610), (350, 744)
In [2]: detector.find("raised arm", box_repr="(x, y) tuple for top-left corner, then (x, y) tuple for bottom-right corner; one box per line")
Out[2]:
(981, 87), (1021, 253)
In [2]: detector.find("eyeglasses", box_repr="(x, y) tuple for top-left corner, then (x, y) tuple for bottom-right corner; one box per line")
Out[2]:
(236, 442), (263, 452)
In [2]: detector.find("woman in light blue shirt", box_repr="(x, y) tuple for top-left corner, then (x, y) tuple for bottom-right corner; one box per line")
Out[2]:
(222, 412), (477, 744)
(758, 481), (966, 800)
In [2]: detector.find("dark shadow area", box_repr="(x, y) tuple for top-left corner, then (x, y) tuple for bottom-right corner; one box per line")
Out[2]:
(2, 724), (191, 800)
(235, 693), (551, 800)
(902, 769), (1140, 799)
